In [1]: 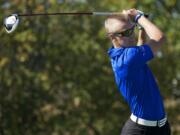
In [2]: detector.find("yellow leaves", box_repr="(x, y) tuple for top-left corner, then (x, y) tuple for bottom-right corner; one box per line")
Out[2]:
(40, 73), (48, 81)
(41, 104), (60, 114)
(93, 119), (104, 133)
(0, 57), (9, 68)
(49, 0), (58, 5)
(16, 52), (29, 62)
(12, 0), (21, 5)
(39, 104), (61, 122)
(74, 96), (81, 107)
(165, 98), (180, 109)
(35, 5), (45, 13)
(164, 0), (177, 7)
(37, 72), (51, 90)
(22, 43), (33, 53)
(15, 30), (37, 43)
(103, 0), (136, 10)
(15, 44), (33, 62)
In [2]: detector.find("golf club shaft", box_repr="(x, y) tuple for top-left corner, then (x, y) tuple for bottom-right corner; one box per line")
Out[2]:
(18, 12), (123, 17)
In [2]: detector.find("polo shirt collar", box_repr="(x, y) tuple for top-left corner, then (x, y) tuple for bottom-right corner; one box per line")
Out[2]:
(108, 46), (124, 58)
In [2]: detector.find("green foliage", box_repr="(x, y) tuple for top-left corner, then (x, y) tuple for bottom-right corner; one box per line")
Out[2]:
(0, 0), (180, 135)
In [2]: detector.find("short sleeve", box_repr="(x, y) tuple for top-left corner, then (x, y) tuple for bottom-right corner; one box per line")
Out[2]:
(124, 44), (154, 67)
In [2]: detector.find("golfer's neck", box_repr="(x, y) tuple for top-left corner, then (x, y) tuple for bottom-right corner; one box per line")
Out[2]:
(113, 42), (136, 48)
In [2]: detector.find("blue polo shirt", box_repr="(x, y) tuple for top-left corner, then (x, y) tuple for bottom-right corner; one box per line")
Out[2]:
(108, 44), (165, 120)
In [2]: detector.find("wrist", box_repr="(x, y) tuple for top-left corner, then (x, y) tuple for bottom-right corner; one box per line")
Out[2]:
(134, 10), (149, 23)
(134, 12), (144, 23)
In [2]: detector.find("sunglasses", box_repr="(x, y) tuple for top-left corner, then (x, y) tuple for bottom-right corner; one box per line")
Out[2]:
(107, 25), (135, 37)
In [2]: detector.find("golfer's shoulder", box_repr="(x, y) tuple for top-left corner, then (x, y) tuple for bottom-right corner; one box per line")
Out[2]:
(123, 47), (140, 64)
(124, 45), (142, 57)
(125, 45), (153, 56)
(123, 45), (153, 65)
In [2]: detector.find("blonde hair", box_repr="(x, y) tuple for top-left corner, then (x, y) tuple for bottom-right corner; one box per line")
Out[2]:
(104, 15), (130, 32)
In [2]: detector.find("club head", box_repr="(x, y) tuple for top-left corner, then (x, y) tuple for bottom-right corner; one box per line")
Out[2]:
(4, 14), (19, 33)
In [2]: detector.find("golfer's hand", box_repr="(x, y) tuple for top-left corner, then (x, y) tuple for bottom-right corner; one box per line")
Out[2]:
(122, 9), (139, 21)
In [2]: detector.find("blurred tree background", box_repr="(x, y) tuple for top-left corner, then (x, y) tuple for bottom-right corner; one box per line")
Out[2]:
(0, 0), (180, 135)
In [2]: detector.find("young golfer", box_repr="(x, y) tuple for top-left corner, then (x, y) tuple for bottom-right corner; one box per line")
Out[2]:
(105, 8), (171, 135)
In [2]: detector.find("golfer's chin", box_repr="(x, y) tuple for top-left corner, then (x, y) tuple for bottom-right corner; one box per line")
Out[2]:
(112, 40), (136, 48)
(111, 36), (136, 48)
(122, 39), (136, 47)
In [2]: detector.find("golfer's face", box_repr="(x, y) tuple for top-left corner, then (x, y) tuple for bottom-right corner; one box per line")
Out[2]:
(107, 19), (135, 47)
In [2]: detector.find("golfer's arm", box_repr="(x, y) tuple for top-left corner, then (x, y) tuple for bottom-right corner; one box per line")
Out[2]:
(137, 29), (146, 46)
(137, 16), (166, 55)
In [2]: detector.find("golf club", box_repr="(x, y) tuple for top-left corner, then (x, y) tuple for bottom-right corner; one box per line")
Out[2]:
(4, 11), (149, 34)
(4, 12), (125, 34)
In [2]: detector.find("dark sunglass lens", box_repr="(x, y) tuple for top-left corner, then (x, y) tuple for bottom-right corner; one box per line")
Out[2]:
(114, 33), (122, 37)
(123, 29), (134, 37)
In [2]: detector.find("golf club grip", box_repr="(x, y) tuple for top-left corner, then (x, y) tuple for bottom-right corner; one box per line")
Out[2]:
(93, 12), (123, 16)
